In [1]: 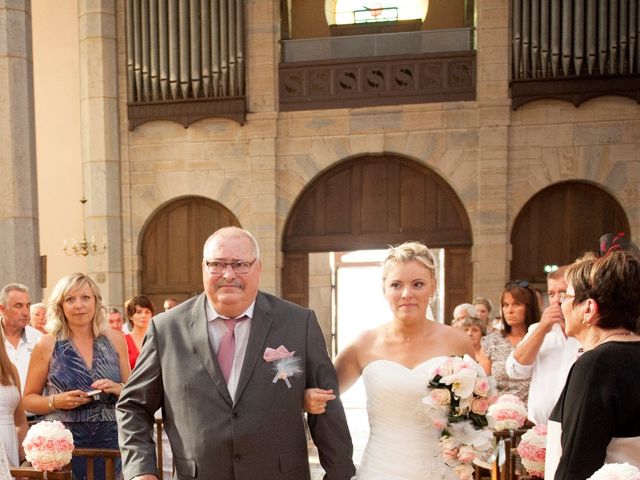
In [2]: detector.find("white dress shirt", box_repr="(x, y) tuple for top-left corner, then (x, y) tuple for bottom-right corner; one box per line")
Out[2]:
(505, 323), (582, 425)
(3, 325), (42, 393)
(206, 300), (255, 402)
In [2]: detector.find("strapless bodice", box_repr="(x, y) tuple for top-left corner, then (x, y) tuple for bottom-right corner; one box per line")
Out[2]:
(357, 357), (458, 480)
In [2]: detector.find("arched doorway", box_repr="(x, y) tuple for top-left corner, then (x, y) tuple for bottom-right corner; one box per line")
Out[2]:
(140, 196), (241, 309)
(282, 154), (473, 322)
(511, 181), (630, 284)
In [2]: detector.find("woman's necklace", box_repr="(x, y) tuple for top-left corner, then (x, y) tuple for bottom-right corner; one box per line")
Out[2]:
(599, 330), (638, 345)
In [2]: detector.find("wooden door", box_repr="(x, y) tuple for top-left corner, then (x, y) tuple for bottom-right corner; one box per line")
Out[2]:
(511, 181), (630, 283)
(140, 197), (241, 310)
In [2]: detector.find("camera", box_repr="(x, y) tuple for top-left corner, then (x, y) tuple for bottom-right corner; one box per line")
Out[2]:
(86, 389), (103, 401)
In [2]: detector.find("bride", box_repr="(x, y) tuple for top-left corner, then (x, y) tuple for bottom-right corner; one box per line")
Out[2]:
(305, 241), (475, 479)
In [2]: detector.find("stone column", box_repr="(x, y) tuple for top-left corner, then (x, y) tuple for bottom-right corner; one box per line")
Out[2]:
(0, 0), (41, 294)
(78, 0), (123, 305)
(472, 0), (512, 304)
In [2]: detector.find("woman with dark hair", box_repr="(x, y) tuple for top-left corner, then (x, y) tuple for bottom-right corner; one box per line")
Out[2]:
(477, 281), (540, 401)
(546, 250), (640, 479)
(23, 273), (130, 480)
(124, 295), (155, 369)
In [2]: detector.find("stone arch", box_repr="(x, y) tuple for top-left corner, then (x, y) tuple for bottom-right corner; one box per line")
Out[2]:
(282, 154), (473, 319)
(510, 181), (630, 284)
(139, 196), (241, 309)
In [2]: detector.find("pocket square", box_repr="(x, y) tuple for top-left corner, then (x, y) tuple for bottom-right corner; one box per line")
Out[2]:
(263, 345), (295, 362)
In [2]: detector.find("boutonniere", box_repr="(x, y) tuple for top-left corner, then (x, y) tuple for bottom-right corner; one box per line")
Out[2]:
(263, 345), (302, 388)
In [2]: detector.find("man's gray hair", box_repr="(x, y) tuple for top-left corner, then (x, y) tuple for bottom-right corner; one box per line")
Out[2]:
(203, 226), (261, 260)
(0, 283), (29, 307)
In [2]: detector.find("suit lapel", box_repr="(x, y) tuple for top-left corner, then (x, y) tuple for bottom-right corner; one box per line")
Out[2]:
(234, 292), (272, 402)
(187, 294), (233, 406)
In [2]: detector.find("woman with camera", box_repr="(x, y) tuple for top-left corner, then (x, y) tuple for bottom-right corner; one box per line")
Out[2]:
(23, 273), (130, 480)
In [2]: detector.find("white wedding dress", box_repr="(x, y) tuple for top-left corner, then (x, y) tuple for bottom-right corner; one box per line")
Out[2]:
(357, 357), (458, 480)
(0, 385), (19, 467)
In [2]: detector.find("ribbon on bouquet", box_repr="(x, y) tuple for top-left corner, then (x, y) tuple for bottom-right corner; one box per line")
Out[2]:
(263, 345), (302, 388)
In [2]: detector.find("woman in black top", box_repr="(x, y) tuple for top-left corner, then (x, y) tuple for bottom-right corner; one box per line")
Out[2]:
(546, 249), (640, 479)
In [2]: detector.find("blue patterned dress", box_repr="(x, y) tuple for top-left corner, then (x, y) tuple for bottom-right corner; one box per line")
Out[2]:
(44, 335), (122, 480)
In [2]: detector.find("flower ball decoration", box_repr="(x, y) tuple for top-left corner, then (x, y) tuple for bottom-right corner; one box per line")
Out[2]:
(516, 424), (547, 478)
(487, 394), (528, 431)
(23, 420), (74, 472)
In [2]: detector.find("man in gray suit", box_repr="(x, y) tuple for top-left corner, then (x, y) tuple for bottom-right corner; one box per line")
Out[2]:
(117, 227), (355, 480)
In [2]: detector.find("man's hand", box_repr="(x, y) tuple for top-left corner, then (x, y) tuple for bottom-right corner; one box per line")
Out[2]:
(539, 302), (565, 333)
(303, 388), (336, 414)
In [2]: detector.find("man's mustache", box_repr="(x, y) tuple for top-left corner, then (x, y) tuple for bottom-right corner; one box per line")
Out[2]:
(215, 280), (243, 289)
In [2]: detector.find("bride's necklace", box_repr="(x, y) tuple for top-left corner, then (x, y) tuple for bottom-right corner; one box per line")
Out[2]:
(386, 326), (428, 343)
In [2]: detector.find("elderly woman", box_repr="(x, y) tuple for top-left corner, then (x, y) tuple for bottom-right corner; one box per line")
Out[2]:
(23, 273), (130, 480)
(477, 281), (540, 402)
(546, 250), (640, 479)
(124, 295), (155, 369)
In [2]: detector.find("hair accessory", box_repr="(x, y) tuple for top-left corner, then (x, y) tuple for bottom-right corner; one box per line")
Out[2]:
(599, 232), (627, 256)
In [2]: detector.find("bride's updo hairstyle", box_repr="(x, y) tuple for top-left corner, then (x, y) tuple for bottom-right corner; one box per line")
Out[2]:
(382, 241), (438, 290)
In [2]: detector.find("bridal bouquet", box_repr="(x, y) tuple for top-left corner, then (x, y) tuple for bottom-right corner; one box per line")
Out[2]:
(422, 355), (494, 480)
(587, 463), (640, 480)
(23, 420), (74, 471)
(516, 424), (547, 478)
(487, 394), (528, 431)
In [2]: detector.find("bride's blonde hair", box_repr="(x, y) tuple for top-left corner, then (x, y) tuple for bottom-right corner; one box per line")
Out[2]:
(382, 241), (438, 289)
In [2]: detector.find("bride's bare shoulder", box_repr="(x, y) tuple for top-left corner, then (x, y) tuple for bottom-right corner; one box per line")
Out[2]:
(431, 321), (475, 355)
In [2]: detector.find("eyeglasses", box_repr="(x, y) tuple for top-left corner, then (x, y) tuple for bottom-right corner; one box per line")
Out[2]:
(559, 293), (575, 304)
(505, 280), (529, 288)
(204, 259), (256, 274)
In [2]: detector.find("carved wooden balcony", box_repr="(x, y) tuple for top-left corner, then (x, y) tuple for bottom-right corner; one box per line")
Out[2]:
(279, 28), (476, 111)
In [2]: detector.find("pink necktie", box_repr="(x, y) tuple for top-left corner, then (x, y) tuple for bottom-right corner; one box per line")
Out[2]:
(217, 316), (247, 384)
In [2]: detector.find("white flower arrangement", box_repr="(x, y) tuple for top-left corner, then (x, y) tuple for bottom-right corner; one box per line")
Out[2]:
(487, 394), (528, 431)
(22, 420), (74, 472)
(587, 462), (640, 480)
(422, 355), (495, 480)
(516, 424), (547, 478)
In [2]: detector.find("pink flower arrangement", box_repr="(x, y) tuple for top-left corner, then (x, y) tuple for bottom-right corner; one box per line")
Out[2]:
(422, 355), (495, 480)
(587, 463), (640, 480)
(23, 420), (74, 472)
(516, 424), (547, 478)
(487, 394), (528, 431)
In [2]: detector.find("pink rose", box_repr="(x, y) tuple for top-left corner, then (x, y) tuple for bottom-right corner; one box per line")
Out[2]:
(457, 445), (476, 463)
(471, 398), (489, 415)
(431, 388), (452, 405)
(474, 378), (490, 396)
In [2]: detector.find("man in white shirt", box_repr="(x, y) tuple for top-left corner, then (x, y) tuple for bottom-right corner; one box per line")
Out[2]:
(505, 266), (582, 425)
(0, 283), (43, 394)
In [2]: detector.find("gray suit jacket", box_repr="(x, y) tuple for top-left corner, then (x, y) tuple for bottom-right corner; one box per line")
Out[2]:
(116, 291), (355, 480)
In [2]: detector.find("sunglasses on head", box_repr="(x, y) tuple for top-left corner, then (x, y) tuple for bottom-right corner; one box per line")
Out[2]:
(505, 280), (530, 288)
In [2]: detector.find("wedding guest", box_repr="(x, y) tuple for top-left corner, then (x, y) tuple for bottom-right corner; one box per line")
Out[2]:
(29, 303), (48, 334)
(107, 307), (124, 332)
(305, 241), (475, 479)
(462, 316), (486, 366)
(162, 298), (179, 311)
(472, 296), (493, 324)
(0, 329), (28, 466)
(546, 249), (640, 479)
(452, 303), (477, 327)
(506, 266), (582, 425)
(0, 284), (42, 396)
(477, 280), (539, 402)
(124, 295), (154, 369)
(23, 273), (130, 480)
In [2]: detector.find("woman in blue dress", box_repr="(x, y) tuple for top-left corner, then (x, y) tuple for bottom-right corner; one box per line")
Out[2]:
(24, 273), (130, 480)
